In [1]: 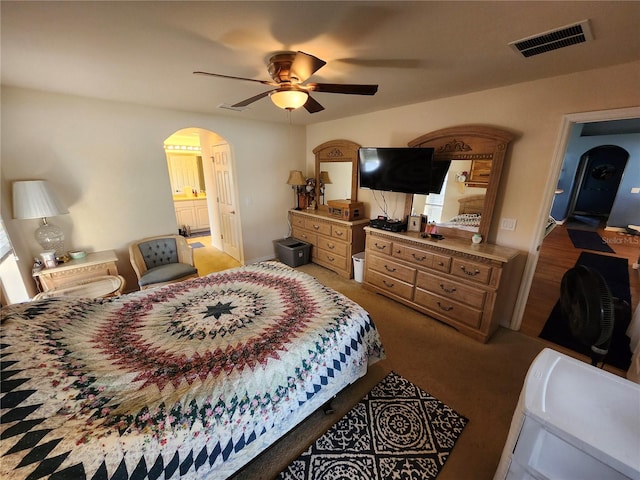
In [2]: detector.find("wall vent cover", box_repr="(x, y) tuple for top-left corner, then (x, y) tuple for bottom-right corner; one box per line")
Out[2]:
(509, 20), (593, 58)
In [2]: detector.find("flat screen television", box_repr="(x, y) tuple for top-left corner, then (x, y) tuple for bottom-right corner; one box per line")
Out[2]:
(358, 147), (447, 195)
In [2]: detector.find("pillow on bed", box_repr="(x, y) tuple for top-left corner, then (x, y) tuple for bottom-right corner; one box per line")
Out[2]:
(448, 213), (482, 226)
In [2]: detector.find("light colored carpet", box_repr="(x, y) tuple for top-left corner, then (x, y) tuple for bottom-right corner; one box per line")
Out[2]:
(230, 262), (550, 480)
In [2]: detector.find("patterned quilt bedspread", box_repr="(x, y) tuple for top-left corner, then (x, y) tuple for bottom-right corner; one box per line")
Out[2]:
(0, 261), (384, 479)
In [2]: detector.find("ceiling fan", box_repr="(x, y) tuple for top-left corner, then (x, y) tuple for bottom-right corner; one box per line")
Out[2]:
(194, 51), (378, 113)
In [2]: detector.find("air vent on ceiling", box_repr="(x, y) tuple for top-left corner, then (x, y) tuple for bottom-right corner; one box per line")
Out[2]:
(217, 103), (249, 112)
(509, 20), (593, 58)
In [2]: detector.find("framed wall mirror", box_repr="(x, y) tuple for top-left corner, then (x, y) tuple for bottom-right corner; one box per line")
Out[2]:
(313, 139), (360, 209)
(407, 125), (515, 241)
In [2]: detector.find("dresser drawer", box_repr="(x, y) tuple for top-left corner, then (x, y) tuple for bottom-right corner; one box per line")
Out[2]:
(315, 249), (347, 271)
(317, 236), (348, 257)
(414, 289), (482, 328)
(331, 224), (351, 242)
(292, 228), (317, 246)
(416, 271), (486, 309)
(291, 215), (306, 229)
(431, 253), (452, 273)
(368, 254), (416, 284)
(394, 244), (431, 268)
(451, 258), (492, 285)
(366, 269), (414, 300)
(367, 236), (393, 255)
(305, 219), (332, 236)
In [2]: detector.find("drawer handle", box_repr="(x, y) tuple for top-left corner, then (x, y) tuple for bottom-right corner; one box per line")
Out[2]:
(374, 243), (387, 250)
(383, 280), (395, 288)
(313, 225), (320, 230)
(460, 266), (480, 276)
(335, 231), (344, 237)
(437, 261), (445, 267)
(440, 284), (456, 294)
(384, 265), (396, 272)
(412, 254), (427, 261)
(327, 243), (335, 249)
(327, 256), (335, 262)
(437, 301), (454, 312)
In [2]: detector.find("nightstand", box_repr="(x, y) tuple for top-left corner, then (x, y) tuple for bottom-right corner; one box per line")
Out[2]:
(33, 250), (119, 292)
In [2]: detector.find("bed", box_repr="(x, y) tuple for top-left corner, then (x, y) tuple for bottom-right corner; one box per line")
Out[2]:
(0, 261), (384, 479)
(437, 194), (485, 231)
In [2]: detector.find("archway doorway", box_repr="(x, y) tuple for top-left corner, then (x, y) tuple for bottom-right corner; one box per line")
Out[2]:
(164, 128), (243, 271)
(569, 145), (629, 226)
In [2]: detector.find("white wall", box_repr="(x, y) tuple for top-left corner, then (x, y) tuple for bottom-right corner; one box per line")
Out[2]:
(2, 60), (638, 310)
(306, 60), (640, 328)
(307, 60), (640, 252)
(1, 87), (306, 296)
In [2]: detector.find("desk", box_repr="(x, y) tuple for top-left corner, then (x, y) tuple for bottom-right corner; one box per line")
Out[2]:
(33, 250), (119, 292)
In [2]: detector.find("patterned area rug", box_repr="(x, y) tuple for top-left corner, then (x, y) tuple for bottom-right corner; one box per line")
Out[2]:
(277, 371), (468, 480)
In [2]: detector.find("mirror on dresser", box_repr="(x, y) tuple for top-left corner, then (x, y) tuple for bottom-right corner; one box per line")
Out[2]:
(411, 160), (488, 231)
(313, 139), (360, 209)
(407, 125), (515, 241)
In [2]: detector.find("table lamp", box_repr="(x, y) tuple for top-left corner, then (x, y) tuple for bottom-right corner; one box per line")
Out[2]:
(286, 170), (306, 210)
(12, 180), (69, 257)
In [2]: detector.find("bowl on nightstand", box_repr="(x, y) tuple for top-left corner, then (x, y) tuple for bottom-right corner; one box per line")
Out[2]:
(69, 250), (87, 260)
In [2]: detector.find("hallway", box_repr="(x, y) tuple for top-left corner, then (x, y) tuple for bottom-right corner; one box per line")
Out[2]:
(520, 222), (639, 375)
(186, 235), (241, 276)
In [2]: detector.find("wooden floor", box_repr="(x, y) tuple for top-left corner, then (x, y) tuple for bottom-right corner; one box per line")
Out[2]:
(520, 221), (640, 338)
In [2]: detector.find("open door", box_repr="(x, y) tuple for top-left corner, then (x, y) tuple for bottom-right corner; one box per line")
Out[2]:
(211, 143), (242, 262)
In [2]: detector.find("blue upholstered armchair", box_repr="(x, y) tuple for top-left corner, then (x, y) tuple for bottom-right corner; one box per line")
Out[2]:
(129, 234), (198, 290)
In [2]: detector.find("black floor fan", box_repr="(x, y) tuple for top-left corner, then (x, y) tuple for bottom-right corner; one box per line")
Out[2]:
(560, 265), (615, 367)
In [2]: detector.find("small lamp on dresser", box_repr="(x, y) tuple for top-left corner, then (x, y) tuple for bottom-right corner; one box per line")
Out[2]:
(286, 170), (307, 210)
(319, 170), (332, 205)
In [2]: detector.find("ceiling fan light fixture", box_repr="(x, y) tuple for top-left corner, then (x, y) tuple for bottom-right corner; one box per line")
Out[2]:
(270, 90), (308, 110)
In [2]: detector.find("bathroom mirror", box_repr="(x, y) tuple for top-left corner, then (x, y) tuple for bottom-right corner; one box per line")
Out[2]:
(408, 125), (515, 241)
(313, 139), (360, 209)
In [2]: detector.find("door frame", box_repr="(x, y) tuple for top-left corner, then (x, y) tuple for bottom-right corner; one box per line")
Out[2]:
(510, 106), (640, 331)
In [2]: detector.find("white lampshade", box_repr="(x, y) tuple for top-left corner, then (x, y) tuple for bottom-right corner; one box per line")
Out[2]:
(13, 180), (69, 256)
(270, 90), (308, 110)
(13, 180), (69, 219)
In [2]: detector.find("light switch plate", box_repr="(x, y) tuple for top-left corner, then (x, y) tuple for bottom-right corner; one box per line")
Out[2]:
(501, 218), (517, 231)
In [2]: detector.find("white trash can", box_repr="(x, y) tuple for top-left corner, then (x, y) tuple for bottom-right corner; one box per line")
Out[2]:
(352, 252), (365, 283)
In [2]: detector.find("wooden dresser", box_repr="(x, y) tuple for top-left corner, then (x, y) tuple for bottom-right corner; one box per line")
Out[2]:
(290, 210), (369, 278)
(363, 227), (522, 342)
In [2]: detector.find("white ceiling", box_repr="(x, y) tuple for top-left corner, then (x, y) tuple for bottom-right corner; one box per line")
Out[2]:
(2, 1), (639, 125)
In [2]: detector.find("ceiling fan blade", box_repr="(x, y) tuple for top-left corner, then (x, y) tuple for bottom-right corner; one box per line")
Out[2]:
(290, 51), (327, 83)
(193, 71), (277, 87)
(306, 83), (378, 95)
(303, 95), (325, 114)
(231, 90), (273, 108)
(335, 58), (427, 69)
